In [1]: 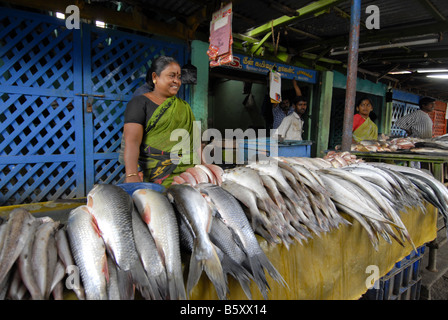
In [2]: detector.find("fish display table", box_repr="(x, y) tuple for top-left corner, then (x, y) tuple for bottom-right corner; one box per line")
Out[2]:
(191, 203), (437, 300)
(0, 199), (437, 300)
(352, 152), (448, 183)
(352, 152), (447, 273)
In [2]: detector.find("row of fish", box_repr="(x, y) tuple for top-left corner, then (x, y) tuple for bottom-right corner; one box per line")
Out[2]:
(0, 209), (84, 300)
(172, 164), (224, 185)
(0, 175), (285, 300)
(351, 134), (448, 154)
(323, 151), (364, 167)
(1, 156), (447, 300)
(221, 157), (448, 252)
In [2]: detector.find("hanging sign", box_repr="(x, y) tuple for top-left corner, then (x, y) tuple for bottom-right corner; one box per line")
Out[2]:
(207, 3), (233, 67)
(227, 53), (318, 84)
(269, 70), (282, 103)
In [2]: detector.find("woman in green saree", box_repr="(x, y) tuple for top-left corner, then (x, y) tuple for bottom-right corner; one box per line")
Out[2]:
(122, 56), (198, 187)
(352, 97), (378, 143)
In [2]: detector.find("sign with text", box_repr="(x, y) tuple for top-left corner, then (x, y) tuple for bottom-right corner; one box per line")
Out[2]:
(227, 53), (317, 84)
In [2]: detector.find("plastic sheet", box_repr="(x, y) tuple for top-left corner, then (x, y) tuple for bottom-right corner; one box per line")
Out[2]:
(191, 203), (437, 300)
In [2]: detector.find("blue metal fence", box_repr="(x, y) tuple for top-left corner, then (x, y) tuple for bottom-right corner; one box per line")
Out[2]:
(0, 7), (187, 205)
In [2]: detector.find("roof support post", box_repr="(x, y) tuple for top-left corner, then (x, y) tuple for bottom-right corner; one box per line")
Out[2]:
(341, 0), (361, 151)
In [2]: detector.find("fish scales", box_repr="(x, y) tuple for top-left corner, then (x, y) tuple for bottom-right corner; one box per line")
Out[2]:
(87, 184), (151, 299)
(66, 205), (108, 300)
(167, 184), (227, 300)
(197, 183), (286, 299)
(132, 188), (185, 300)
(0, 208), (36, 285)
(131, 206), (168, 300)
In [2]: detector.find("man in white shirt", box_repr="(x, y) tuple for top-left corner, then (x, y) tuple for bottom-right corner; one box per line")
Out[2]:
(276, 96), (308, 141)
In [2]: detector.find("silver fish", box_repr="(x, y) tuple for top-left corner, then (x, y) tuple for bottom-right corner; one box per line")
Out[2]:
(17, 220), (42, 300)
(196, 183), (286, 299)
(221, 180), (281, 243)
(55, 227), (85, 300)
(132, 188), (185, 300)
(167, 184), (227, 300)
(66, 205), (108, 300)
(131, 205), (168, 300)
(87, 184), (151, 299)
(208, 215), (253, 300)
(31, 219), (60, 299)
(0, 209), (36, 285)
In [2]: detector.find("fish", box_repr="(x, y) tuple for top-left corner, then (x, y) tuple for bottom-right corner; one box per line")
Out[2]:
(196, 183), (286, 299)
(17, 219), (42, 300)
(195, 164), (216, 184)
(205, 164), (224, 185)
(87, 184), (151, 299)
(180, 171), (197, 185)
(317, 173), (396, 225)
(32, 220), (59, 299)
(130, 205), (168, 300)
(322, 168), (415, 249)
(66, 205), (108, 300)
(186, 167), (208, 183)
(221, 180), (281, 243)
(223, 166), (280, 221)
(54, 227), (86, 300)
(207, 215), (254, 299)
(49, 260), (66, 299)
(132, 188), (185, 300)
(0, 209), (36, 285)
(167, 184), (227, 300)
(172, 175), (187, 185)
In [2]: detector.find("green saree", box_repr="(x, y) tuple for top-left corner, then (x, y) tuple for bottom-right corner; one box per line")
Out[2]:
(138, 96), (197, 187)
(352, 117), (378, 142)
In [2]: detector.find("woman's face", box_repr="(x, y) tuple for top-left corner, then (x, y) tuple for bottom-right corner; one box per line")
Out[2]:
(357, 99), (373, 118)
(153, 62), (182, 97)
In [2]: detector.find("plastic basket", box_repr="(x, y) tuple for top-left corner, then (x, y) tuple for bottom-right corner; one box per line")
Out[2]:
(362, 245), (425, 300)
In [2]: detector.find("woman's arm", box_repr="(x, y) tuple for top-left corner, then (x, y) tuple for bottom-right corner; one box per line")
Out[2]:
(123, 123), (144, 183)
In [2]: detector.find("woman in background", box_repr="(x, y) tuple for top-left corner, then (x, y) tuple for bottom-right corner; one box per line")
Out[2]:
(352, 97), (378, 142)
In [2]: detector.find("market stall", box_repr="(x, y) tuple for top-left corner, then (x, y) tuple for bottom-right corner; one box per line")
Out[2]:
(191, 203), (436, 300)
(0, 157), (446, 301)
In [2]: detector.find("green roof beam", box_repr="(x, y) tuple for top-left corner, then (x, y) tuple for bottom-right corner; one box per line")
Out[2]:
(245, 0), (346, 38)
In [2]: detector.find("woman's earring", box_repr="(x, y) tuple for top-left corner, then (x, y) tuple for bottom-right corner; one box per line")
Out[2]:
(153, 80), (157, 84)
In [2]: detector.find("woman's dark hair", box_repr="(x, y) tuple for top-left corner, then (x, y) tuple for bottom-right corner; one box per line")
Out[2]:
(145, 56), (179, 88)
(355, 97), (373, 109)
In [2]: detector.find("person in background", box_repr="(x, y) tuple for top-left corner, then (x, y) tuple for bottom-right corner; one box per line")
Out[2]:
(271, 78), (303, 129)
(395, 97), (435, 139)
(275, 95), (308, 141)
(122, 56), (197, 187)
(352, 97), (378, 142)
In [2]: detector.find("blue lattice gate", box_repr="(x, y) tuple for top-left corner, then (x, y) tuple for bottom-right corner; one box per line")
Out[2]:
(0, 8), (186, 205)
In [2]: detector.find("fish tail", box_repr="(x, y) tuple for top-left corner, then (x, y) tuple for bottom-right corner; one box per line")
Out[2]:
(129, 261), (159, 300)
(167, 269), (187, 300)
(116, 270), (135, 300)
(249, 252), (287, 298)
(203, 244), (228, 300)
(220, 254), (253, 300)
(187, 242), (227, 300)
